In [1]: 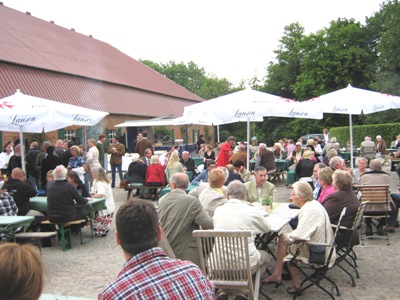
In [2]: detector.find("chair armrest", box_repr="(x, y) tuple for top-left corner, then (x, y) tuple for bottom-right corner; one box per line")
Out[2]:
(331, 224), (350, 230)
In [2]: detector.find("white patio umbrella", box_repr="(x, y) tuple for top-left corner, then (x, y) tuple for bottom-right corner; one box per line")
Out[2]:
(0, 90), (109, 172)
(304, 84), (400, 168)
(183, 89), (323, 169)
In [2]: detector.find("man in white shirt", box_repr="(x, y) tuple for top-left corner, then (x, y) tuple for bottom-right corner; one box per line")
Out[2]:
(213, 180), (270, 273)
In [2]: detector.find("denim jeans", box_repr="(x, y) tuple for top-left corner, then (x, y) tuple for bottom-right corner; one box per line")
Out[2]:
(111, 164), (123, 186)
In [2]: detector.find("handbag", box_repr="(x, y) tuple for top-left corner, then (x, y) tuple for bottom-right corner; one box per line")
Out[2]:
(308, 206), (327, 265)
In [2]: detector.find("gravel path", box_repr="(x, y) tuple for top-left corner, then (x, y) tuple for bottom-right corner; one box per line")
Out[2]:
(38, 165), (400, 299)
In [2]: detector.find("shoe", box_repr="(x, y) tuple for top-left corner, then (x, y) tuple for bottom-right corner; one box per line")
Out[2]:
(377, 224), (384, 236)
(216, 291), (228, 300)
(286, 286), (302, 296)
(111, 185), (115, 188)
(262, 277), (282, 288)
(386, 226), (396, 233)
(234, 293), (248, 300)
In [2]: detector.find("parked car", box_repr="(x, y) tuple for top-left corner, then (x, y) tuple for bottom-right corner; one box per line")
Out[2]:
(300, 134), (324, 145)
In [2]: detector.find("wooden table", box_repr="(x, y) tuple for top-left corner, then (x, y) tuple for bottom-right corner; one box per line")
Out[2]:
(30, 197), (106, 219)
(255, 203), (300, 260)
(0, 216), (34, 241)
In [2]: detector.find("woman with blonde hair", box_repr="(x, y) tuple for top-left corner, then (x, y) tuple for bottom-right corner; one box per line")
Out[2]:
(295, 150), (316, 180)
(273, 143), (284, 160)
(0, 243), (44, 300)
(198, 168), (228, 217)
(145, 155), (166, 200)
(166, 151), (183, 183)
(90, 166), (115, 237)
(317, 167), (335, 203)
(86, 138), (101, 186)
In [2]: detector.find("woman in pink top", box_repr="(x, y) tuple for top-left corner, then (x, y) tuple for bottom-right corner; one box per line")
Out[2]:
(317, 167), (335, 203)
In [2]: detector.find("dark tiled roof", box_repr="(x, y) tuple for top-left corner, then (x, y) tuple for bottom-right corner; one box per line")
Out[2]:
(0, 62), (196, 117)
(0, 4), (202, 117)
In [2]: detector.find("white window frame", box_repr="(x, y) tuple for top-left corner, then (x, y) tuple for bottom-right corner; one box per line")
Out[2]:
(65, 129), (75, 141)
(108, 130), (116, 144)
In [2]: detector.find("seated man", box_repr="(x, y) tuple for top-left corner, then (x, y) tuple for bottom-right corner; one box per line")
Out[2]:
(256, 143), (277, 179)
(322, 137), (341, 156)
(360, 136), (376, 164)
(191, 159), (216, 186)
(232, 159), (253, 182)
(98, 200), (214, 299)
(47, 165), (89, 224)
(229, 144), (247, 165)
(179, 151), (195, 173)
(2, 168), (44, 230)
(286, 142), (303, 165)
(244, 166), (275, 203)
(158, 173), (213, 267)
(357, 159), (390, 236)
(213, 180), (270, 300)
(224, 164), (244, 186)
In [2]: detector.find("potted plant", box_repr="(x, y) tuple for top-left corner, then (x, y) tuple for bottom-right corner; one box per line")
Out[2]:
(262, 194), (273, 212)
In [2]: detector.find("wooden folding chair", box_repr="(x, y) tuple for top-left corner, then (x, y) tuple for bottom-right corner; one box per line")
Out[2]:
(193, 230), (263, 300)
(287, 207), (346, 299)
(158, 226), (176, 259)
(333, 202), (368, 287)
(355, 184), (391, 245)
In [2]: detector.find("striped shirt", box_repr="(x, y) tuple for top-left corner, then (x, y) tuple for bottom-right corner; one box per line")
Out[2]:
(98, 247), (214, 300)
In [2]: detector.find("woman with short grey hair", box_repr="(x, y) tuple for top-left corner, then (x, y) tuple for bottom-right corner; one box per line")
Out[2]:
(263, 181), (334, 295)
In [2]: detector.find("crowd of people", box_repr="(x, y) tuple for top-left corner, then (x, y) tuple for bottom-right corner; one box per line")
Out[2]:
(1, 129), (400, 299)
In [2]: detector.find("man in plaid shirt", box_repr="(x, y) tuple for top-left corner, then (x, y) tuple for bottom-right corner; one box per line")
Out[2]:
(0, 191), (18, 216)
(98, 200), (214, 300)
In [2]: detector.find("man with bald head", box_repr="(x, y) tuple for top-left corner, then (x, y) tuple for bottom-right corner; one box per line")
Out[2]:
(158, 172), (213, 267)
(3, 168), (37, 216)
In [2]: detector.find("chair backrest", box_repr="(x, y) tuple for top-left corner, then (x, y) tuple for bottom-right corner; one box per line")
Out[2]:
(158, 226), (176, 259)
(361, 146), (376, 157)
(352, 201), (369, 231)
(355, 184), (391, 211)
(193, 230), (254, 297)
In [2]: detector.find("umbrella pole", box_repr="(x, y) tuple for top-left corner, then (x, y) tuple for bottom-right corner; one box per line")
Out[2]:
(349, 114), (354, 169)
(19, 125), (26, 174)
(246, 118), (250, 170)
(217, 125), (220, 143)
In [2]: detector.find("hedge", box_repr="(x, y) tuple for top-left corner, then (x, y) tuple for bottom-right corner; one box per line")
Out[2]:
(330, 123), (400, 147)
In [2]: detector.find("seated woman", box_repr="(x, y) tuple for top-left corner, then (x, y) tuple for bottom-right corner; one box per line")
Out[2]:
(67, 170), (90, 197)
(323, 148), (337, 166)
(263, 181), (335, 295)
(295, 150), (316, 181)
(0, 243), (44, 300)
(198, 168), (228, 217)
(322, 170), (360, 246)
(317, 167), (335, 203)
(125, 153), (146, 196)
(203, 144), (215, 162)
(165, 151), (183, 184)
(90, 166), (115, 237)
(145, 155), (166, 200)
(353, 157), (368, 184)
(273, 143), (284, 160)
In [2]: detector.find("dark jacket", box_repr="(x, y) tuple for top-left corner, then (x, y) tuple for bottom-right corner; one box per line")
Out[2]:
(295, 159), (316, 178)
(258, 149), (277, 172)
(47, 180), (88, 223)
(224, 171), (244, 186)
(6, 155), (22, 177)
(126, 161), (147, 184)
(26, 147), (41, 178)
(41, 154), (62, 189)
(180, 157), (195, 173)
(2, 179), (37, 216)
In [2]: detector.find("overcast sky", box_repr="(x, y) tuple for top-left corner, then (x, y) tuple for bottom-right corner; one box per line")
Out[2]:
(5, 0), (384, 84)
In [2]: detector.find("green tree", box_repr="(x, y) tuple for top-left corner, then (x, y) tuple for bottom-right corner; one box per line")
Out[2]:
(139, 59), (237, 100)
(260, 22), (305, 99)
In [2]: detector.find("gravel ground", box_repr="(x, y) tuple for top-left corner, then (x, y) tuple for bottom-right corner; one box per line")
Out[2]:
(38, 164), (400, 299)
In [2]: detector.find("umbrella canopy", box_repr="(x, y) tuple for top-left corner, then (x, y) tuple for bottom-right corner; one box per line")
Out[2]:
(183, 88), (323, 120)
(0, 90), (109, 133)
(0, 90), (109, 173)
(183, 89), (323, 169)
(304, 84), (400, 167)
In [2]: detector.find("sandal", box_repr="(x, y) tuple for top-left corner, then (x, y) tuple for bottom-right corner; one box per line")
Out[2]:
(216, 291), (228, 300)
(286, 286), (302, 296)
